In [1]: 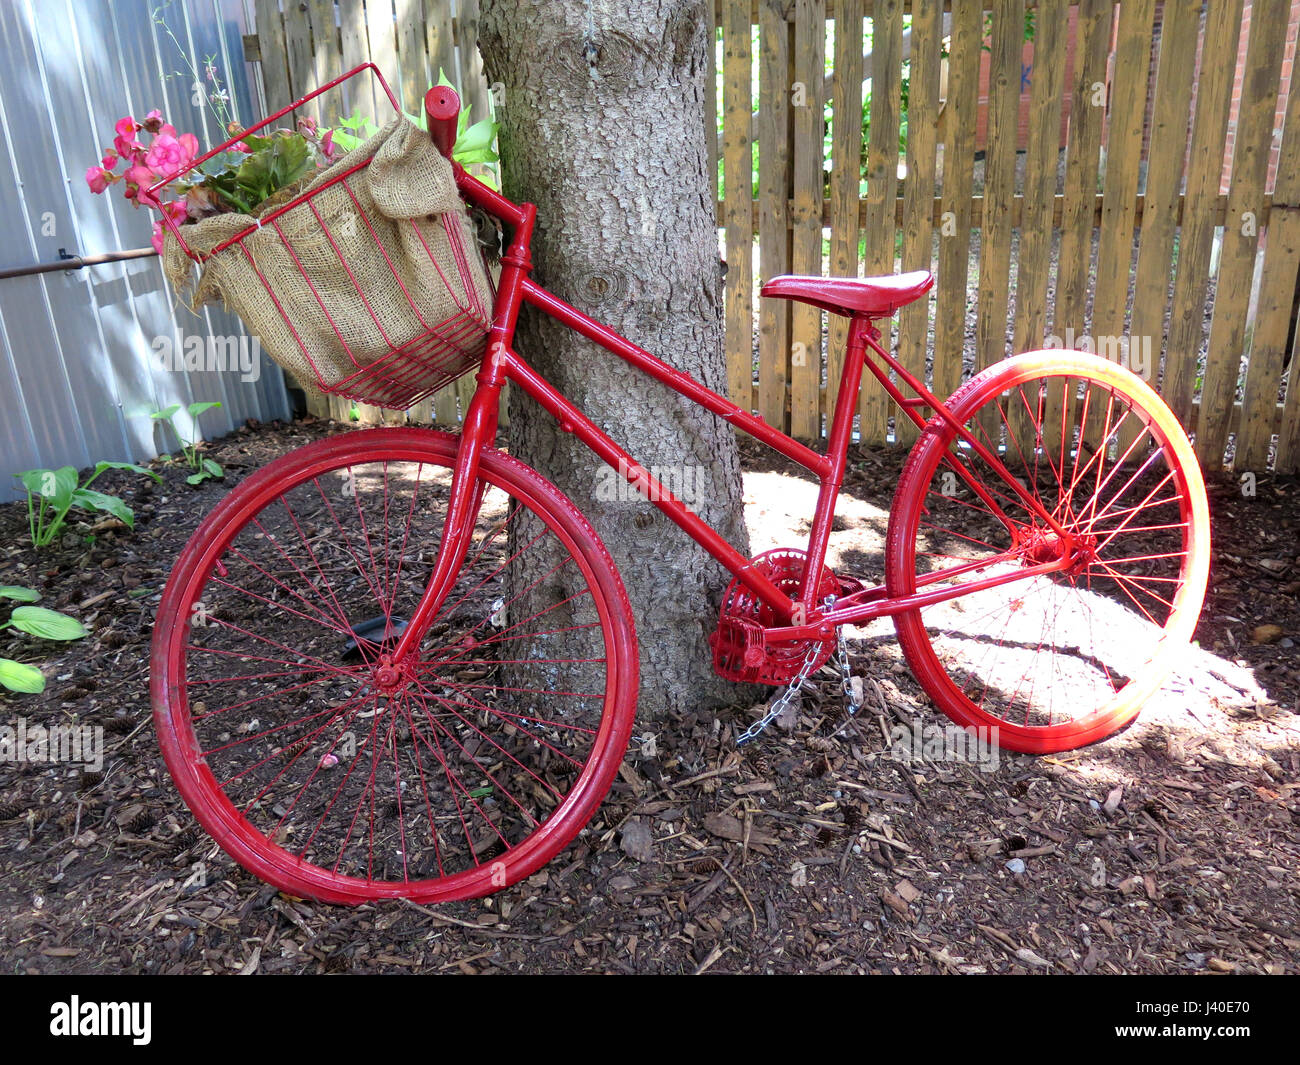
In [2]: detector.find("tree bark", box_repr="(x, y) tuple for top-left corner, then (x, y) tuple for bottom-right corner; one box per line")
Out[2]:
(478, 0), (752, 722)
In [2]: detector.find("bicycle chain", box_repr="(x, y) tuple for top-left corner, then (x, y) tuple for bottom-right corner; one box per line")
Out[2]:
(735, 639), (821, 746)
(737, 595), (861, 746)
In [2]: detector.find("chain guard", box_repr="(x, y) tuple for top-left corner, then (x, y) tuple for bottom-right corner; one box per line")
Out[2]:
(710, 548), (839, 684)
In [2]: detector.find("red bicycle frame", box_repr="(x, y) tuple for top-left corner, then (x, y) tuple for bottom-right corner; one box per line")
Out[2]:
(391, 86), (1078, 663)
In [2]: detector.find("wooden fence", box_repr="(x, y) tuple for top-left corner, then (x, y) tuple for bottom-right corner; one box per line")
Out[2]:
(245, 0), (1300, 473)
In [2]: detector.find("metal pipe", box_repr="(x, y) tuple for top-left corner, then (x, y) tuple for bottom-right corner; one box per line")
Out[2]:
(0, 247), (157, 281)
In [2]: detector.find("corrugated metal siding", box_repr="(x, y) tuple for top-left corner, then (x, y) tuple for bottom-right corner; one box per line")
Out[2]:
(0, 0), (290, 503)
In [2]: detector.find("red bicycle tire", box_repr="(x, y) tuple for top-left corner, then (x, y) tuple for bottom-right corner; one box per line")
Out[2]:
(886, 352), (1210, 753)
(151, 428), (638, 903)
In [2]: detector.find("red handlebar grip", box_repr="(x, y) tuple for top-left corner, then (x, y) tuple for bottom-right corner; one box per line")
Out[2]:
(425, 85), (460, 159)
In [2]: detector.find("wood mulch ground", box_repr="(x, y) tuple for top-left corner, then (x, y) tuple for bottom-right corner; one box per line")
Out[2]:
(0, 417), (1296, 974)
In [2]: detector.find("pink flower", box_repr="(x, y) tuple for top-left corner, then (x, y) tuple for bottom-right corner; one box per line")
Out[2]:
(141, 109), (163, 134)
(85, 166), (110, 194)
(100, 149), (119, 171)
(320, 129), (337, 163)
(144, 130), (198, 178)
(124, 164), (164, 205)
(114, 116), (137, 139)
(124, 163), (154, 190)
(149, 200), (188, 254)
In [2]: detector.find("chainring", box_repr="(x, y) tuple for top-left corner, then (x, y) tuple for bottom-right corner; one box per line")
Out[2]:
(710, 548), (839, 684)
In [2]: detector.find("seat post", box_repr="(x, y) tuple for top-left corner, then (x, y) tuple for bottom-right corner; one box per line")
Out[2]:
(798, 314), (872, 604)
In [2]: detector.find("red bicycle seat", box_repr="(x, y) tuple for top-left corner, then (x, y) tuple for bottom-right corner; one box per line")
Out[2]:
(761, 271), (934, 318)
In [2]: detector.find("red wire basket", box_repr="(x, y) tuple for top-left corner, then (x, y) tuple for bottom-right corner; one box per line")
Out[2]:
(148, 65), (494, 410)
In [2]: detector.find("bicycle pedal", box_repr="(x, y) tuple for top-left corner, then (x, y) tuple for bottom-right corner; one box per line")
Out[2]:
(709, 617), (767, 681)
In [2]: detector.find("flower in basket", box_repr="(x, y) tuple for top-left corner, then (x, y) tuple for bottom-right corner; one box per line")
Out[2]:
(85, 108), (340, 253)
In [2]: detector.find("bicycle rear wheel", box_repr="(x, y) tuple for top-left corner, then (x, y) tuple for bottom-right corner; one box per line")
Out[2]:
(151, 428), (637, 903)
(886, 352), (1209, 753)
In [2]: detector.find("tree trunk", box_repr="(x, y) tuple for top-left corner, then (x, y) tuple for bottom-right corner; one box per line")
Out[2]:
(478, 0), (752, 723)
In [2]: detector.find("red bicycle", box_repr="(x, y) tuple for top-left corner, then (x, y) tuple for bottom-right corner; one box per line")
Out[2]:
(150, 70), (1210, 904)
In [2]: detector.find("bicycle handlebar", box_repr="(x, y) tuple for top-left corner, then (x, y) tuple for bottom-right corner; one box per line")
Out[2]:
(425, 85), (460, 159)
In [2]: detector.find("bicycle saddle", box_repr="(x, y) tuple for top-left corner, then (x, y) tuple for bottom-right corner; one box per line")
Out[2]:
(761, 271), (934, 319)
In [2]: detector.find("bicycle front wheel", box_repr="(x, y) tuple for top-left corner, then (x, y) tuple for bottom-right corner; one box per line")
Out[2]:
(151, 428), (637, 904)
(886, 352), (1210, 753)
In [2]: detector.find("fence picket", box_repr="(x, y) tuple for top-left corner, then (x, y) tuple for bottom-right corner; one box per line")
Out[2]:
(1243, 65), (1300, 472)
(932, 0), (982, 405)
(1197, 0), (1289, 465)
(858, 0), (902, 446)
(758, 0), (794, 432)
(974, 0), (1025, 444)
(791, 0), (827, 441)
(895, 0), (941, 449)
(724, 0), (757, 411)
(827, 0), (865, 429)
(1163, 0), (1246, 429)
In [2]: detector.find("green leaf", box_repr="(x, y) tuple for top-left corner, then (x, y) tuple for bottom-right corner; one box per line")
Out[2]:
(10, 606), (88, 642)
(185, 472), (207, 486)
(93, 461), (162, 483)
(336, 108), (377, 133)
(330, 129), (364, 153)
(269, 134), (312, 188)
(202, 458), (223, 477)
(150, 404), (182, 421)
(0, 658), (44, 694)
(456, 118), (497, 155)
(454, 147), (499, 166)
(71, 489), (135, 529)
(235, 134), (312, 205)
(18, 467), (77, 510)
(187, 401), (222, 418)
(0, 587), (40, 603)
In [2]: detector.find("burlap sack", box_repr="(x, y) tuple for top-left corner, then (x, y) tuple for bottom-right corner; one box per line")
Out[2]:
(163, 117), (493, 404)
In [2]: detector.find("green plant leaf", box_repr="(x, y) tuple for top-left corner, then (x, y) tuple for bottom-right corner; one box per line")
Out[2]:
(71, 489), (135, 529)
(10, 606), (88, 642)
(150, 404), (182, 421)
(454, 147), (499, 166)
(93, 461), (162, 483)
(18, 467), (76, 509)
(0, 587), (40, 603)
(236, 134), (312, 204)
(0, 658), (44, 694)
(456, 118), (497, 155)
(336, 108), (377, 133)
(202, 458), (223, 477)
(330, 129), (363, 153)
(187, 401), (222, 418)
